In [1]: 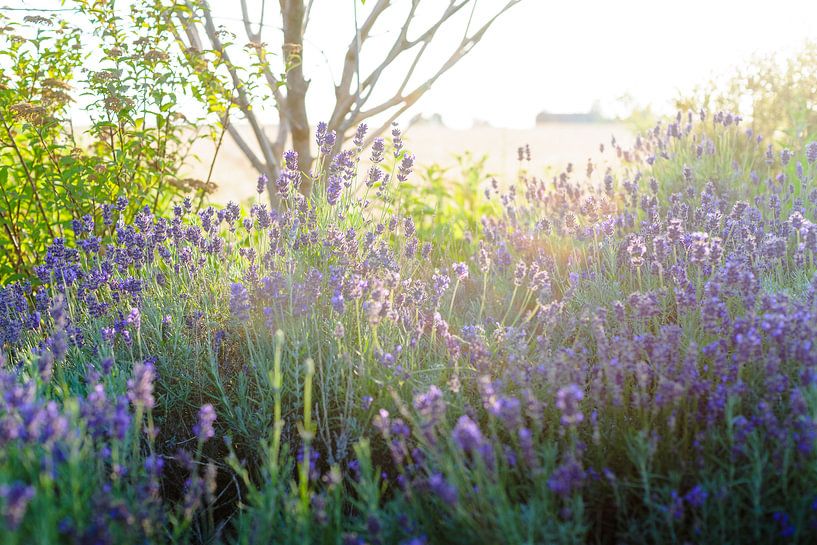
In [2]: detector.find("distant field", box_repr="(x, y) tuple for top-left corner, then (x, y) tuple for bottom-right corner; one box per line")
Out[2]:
(185, 122), (633, 204)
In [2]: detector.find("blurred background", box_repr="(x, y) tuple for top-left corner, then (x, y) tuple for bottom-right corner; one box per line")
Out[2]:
(183, 0), (817, 201)
(4, 0), (817, 218)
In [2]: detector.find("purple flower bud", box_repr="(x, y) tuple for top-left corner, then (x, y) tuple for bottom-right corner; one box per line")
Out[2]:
(397, 153), (415, 182)
(0, 482), (35, 530)
(391, 123), (403, 158)
(327, 175), (343, 206)
(555, 384), (584, 427)
(371, 138), (385, 163)
(127, 360), (155, 409)
(452, 262), (469, 281)
(452, 415), (492, 465)
(193, 404), (217, 442)
(230, 282), (251, 322)
(256, 173), (268, 195)
(413, 385), (446, 428)
(283, 150), (298, 171)
(353, 123), (368, 148)
(428, 473), (457, 506)
(547, 457), (585, 498)
(807, 141), (817, 164)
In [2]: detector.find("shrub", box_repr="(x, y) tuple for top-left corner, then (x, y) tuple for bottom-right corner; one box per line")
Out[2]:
(0, 6), (221, 283)
(678, 41), (817, 142)
(2, 115), (817, 543)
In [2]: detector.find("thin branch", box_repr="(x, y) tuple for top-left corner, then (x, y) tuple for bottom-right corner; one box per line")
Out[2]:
(171, 6), (270, 173)
(303, 0), (316, 31)
(334, 0), (390, 103)
(331, 0), (473, 130)
(239, 0), (261, 41)
(345, 0), (520, 134)
(362, 101), (416, 149)
(226, 123), (268, 174)
(191, 0), (280, 172)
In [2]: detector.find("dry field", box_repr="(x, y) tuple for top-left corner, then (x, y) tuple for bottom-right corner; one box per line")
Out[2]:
(184, 122), (633, 204)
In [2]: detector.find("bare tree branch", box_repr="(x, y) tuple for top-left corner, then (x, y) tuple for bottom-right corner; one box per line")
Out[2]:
(181, 1), (281, 175)
(226, 124), (268, 174)
(167, 0), (522, 204)
(334, 0), (390, 104)
(342, 0), (521, 135)
(330, 0), (474, 133)
(239, 0), (261, 42)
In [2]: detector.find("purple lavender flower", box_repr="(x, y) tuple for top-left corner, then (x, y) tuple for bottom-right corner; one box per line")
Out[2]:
(193, 403), (217, 442)
(807, 141), (817, 164)
(126, 307), (141, 330)
(0, 482), (35, 530)
(370, 138), (385, 163)
(513, 260), (527, 287)
(275, 173), (290, 197)
(684, 484), (708, 508)
(490, 396), (522, 429)
(327, 175), (343, 206)
(353, 123), (368, 148)
(315, 122), (328, 149)
(230, 282), (251, 322)
(547, 457), (585, 498)
(397, 153), (415, 183)
(781, 148), (793, 166)
(413, 385), (446, 428)
(452, 415), (492, 465)
(128, 360), (155, 409)
(366, 166), (383, 188)
(555, 384), (584, 427)
(452, 262), (469, 281)
(427, 473), (457, 506)
(284, 150), (298, 171)
(391, 123), (403, 158)
(256, 173), (268, 195)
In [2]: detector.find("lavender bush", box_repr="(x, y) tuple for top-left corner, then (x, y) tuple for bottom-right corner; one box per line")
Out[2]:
(2, 114), (817, 543)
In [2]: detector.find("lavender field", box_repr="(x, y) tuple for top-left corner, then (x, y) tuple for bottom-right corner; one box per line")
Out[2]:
(3, 2), (817, 544)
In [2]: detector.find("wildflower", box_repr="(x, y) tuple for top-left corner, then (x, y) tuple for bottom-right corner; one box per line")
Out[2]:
(427, 473), (457, 506)
(283, 150), (298, 171)
(397, 153), (415, 182)
(127, 360), (155, 409)
(0, 482), (35, 530)
(627, 236), (646, 268)
(452, 262), (469, 281)
(256, 173), (268, 195)
(807, 141), (817, 164)
(547, 458), (585, 498)
(413, 385), (446, 428)
(452, 415), (492, 465)
(392, 123), (403, 157)
(684, 484), (708, 508)
(370, 138), (385, 163)
(193, 404), (217, 442)
(327, 175), (343, 206)
(229, 282), (251, 322)
(555, 384), (584, 427)
(353, 123), (368, 148)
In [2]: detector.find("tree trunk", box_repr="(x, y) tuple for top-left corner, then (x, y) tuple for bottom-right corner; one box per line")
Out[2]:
(280, 0), (313, 196)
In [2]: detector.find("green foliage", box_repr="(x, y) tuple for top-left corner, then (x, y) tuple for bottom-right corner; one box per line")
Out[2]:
(0, 5), (223, 283)
(396, 151), (500, 258)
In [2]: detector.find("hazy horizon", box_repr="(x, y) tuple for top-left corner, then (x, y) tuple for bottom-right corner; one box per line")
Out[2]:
(7, 0), (817, 129)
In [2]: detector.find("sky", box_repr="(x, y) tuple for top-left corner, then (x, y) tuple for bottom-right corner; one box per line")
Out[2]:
(6, 0), (817, 129)
(279, 0), (817, 129)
